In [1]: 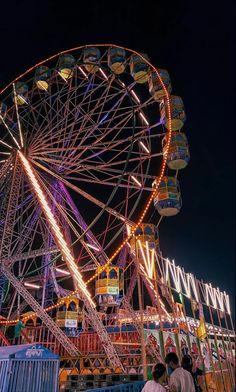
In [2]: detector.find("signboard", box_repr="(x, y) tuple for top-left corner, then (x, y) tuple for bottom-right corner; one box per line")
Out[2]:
(108, 287), (119, 294)
(96, 287), (119, 295)
(65, 319), (77, 328)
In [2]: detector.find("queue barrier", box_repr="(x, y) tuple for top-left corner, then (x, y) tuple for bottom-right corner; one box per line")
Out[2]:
(86, 381), (146, 391)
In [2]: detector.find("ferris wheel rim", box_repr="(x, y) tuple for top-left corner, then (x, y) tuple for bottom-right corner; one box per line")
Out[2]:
(1, 43), (170, 96)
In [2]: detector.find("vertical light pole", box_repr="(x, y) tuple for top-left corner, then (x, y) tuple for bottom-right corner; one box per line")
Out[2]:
(135, 237), (147, 380)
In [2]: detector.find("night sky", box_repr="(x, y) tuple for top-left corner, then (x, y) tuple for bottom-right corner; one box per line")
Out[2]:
(0, 1), (234, 314)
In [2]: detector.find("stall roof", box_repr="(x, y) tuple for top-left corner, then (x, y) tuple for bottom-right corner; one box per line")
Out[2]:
(0, 344), (59, 360)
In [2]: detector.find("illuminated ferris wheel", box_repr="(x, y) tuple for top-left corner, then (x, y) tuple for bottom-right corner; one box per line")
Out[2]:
(0, 44), (189, 368)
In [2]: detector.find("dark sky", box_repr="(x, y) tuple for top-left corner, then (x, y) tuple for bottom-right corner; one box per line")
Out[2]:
(0, 1), (235, 313)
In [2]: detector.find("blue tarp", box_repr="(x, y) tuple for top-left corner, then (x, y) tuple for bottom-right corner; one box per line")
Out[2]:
(0, 343), (59, 360)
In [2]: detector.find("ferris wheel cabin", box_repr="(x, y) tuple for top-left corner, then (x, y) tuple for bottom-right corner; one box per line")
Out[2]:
(153, 176), (182, 216)
(149, 69), (172, 101)
(82, 47), (101, 73)
(35, 66), (50, 91)
(130, 53), (150, 83)
(95, 266), (123, 307)
(58, 54), (75, 79)
(12, 82), (28, 105)
(160, 95), (186, 131)
(130, 223), (159, 254)
(108, 47), (126, 74)
(162, 131), (190, 170)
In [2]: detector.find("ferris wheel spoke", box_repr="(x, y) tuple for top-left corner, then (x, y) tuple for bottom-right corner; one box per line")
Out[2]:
(30, 158), (132, 227)
(31, 72), (112, 148)
(0, 115), (21, 149)
(12, 83), (24, 148)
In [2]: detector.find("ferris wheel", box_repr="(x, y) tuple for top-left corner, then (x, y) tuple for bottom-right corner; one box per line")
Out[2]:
(0, 44), (189, 368)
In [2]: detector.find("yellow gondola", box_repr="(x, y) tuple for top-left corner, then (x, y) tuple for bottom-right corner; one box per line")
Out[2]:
(95, 266), (122, 306)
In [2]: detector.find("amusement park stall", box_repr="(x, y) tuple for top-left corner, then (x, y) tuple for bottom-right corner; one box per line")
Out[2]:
(0, 344), (59, 392)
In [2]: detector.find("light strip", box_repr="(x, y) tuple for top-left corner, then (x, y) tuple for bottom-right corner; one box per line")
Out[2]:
(99, 68), (108, 80)
(139, 141), (150, 153)
(145, 241), (152, 278)
(86, 243), (100, 251)
(24, 282), (41, 289)
(13, 83), (24, 148)
(78, 66), (88, 79)
(57, 70), (68, 83)
(18, 151), (95, 307)
(139, 112), (149, 125)
(130, 89), (140, 103)
(131, 175), (142, 187)
(138, 240), (149, 274)
(55, 267), (70, 276)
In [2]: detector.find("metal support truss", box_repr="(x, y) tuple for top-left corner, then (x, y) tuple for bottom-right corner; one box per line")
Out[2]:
(0, 155), (21, 311)
(2, 247), (58, 265)
(1, 265), (80, 357)
(0, 155), (22, 259)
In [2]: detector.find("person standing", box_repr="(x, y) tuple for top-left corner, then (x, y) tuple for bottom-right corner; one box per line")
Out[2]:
(165, 352), (195, 392)
(142, 363), (176, 391)
(181, 354), (203, 391)
(14, 316), (25, 344)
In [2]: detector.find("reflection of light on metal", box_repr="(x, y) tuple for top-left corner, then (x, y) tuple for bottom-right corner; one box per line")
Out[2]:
(24, 282), (40, 289)
(18, 151), (95, 307)
(169, 259), (181, 293)
(131, 90), (140, 103)
(224, 291), (230, 314)
(139, 112), (149, 125)
(99, 68), (108, 80)
(13, 83), (24, 148)
(145, 242), (153, 278)
(180, 270), (191, 298)
(57, 71), (68, 82)
(55, 267), (70, 276)
(78, 66), (88, 79)
(131, 175), (142, 187)
(139, 141), (150, 153)
(86, 243), (100, 251)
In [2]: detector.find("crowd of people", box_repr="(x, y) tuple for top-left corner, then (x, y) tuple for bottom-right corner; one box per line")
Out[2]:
(142, 352), (203, 392)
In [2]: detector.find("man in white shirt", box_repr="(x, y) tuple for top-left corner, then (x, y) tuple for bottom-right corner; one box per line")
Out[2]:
(165, 352), (195, 392)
